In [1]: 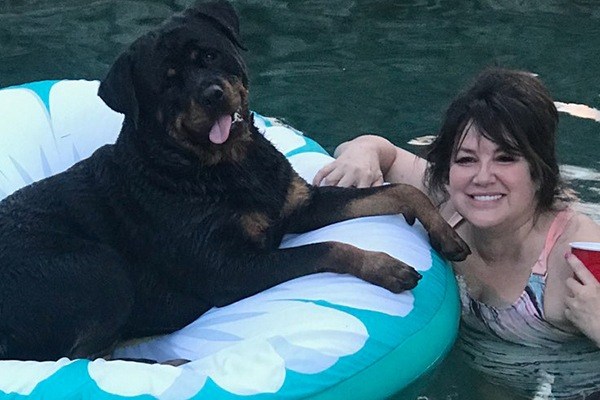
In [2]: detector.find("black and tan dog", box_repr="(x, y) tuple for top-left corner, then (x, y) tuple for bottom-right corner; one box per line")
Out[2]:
(0, 0), (469, 361)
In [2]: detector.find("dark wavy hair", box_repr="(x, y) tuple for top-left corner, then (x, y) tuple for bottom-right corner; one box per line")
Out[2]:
(424, 68), (564, 212)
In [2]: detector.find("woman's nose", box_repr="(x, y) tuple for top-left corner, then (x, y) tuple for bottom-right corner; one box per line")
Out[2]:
(472, 161), (495, 184)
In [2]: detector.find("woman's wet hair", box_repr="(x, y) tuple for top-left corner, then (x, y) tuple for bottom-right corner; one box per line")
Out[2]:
(424, 67), (564, 212)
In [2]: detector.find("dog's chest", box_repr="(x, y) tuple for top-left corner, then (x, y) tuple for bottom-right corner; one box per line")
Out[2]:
(201, 141), (295, 210)
(110, 161), (290, 247)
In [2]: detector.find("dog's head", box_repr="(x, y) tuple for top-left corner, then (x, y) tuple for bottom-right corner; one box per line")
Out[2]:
(99, 0), (251, 159)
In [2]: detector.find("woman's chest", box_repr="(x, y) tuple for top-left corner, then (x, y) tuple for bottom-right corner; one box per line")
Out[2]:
(455, 254), (575, 330)
(455, 257), (534, 308)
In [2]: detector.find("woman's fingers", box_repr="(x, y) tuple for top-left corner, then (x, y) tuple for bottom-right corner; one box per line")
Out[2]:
(337, 175), (359, 188)
(313, 162), (336, 186)
(565, 276), (582, 295)
(313, 160), (383, 188)
(566, 252), (599, 286)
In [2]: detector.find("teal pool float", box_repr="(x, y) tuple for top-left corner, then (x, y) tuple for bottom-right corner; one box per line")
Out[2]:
(0, 80), (459, 399)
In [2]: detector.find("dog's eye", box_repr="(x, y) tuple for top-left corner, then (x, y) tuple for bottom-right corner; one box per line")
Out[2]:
(202, 50), (219, 64)
(188, 47), (220, 66)
(166, 68), (177, 78)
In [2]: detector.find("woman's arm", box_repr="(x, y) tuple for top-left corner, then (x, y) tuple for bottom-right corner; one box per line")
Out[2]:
(313, 135), (429, 192)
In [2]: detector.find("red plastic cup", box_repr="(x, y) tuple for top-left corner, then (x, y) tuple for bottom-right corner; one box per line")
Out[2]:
(570, 242), (600, 281)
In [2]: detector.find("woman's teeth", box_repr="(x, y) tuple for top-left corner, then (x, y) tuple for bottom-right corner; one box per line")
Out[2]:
(472, 195), (502, 201)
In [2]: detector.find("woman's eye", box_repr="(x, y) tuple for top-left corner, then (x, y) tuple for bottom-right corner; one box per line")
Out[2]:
(496, 154), (519, 162)
(454, 156), (475, 164)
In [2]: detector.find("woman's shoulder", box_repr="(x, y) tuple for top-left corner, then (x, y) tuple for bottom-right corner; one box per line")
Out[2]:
(562, 208), (600, 242)
(537, 208), (598, 268)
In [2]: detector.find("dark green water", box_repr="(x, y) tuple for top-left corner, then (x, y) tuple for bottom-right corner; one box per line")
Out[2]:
(2, 0), (598, 218)
(1, 1), (599, 398)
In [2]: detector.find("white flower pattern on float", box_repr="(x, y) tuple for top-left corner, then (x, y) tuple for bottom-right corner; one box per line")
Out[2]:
(110, 272), (417, 397)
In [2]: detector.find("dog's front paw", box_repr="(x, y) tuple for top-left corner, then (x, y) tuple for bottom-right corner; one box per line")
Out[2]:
(360, 251), (421, 293)
(428, 224), (471, 262)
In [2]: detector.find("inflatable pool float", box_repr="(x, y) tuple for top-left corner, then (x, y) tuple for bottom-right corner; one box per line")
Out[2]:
(0, 80), (459, 399)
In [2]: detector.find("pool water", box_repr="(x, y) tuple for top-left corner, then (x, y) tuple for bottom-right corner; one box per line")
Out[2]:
(1, 1), (599, 398)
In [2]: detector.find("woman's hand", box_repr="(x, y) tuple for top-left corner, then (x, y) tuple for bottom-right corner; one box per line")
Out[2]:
(564, 253), (600, 346)
(313, 135), (400, 188)
(313, 149), (384, 188)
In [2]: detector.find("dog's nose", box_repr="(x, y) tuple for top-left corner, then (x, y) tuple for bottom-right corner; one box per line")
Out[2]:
(202, 84), (224, 105)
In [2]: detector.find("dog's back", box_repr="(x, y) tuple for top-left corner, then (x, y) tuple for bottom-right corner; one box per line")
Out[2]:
(0, 145), (136, 360)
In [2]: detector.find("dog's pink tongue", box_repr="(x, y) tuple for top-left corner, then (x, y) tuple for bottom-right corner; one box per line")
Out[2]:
(209, 115), (233, 144)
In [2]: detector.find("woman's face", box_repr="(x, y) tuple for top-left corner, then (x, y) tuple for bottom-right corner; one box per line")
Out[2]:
(447, 125), (538, 230)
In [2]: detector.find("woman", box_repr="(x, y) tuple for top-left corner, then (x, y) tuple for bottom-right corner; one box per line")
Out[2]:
(313, 68), (600, 399)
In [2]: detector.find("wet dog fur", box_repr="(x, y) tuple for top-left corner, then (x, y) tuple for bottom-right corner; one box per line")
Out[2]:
(0, 0), (469, 361)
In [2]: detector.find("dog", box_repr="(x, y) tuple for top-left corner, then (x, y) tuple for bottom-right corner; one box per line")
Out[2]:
(0, 0), (469, 361)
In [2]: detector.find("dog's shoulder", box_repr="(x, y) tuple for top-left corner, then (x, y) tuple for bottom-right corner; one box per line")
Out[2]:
(246, 127), (295, 176)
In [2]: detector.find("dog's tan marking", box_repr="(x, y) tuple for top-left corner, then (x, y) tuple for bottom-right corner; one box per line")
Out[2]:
(281, 176), (311, 217)
(166, 68), (177, 77)
(345, 194), (399, 216)
(168, 105), (210, 149)
(168, 114), (187, 143)
(342, 187), (429, 225)
(186, 100), (211, 127)
(342, 185), (442, 232)
(240, 212), (271, 246)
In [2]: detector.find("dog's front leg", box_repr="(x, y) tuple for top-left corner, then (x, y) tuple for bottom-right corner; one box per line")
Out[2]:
(286, 184), (470, 262)
(206, 241), (421, 307)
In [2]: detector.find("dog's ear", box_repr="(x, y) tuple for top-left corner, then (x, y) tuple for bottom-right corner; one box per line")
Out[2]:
(98, 49), (139, 125)
(187, 0), (247, 50)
